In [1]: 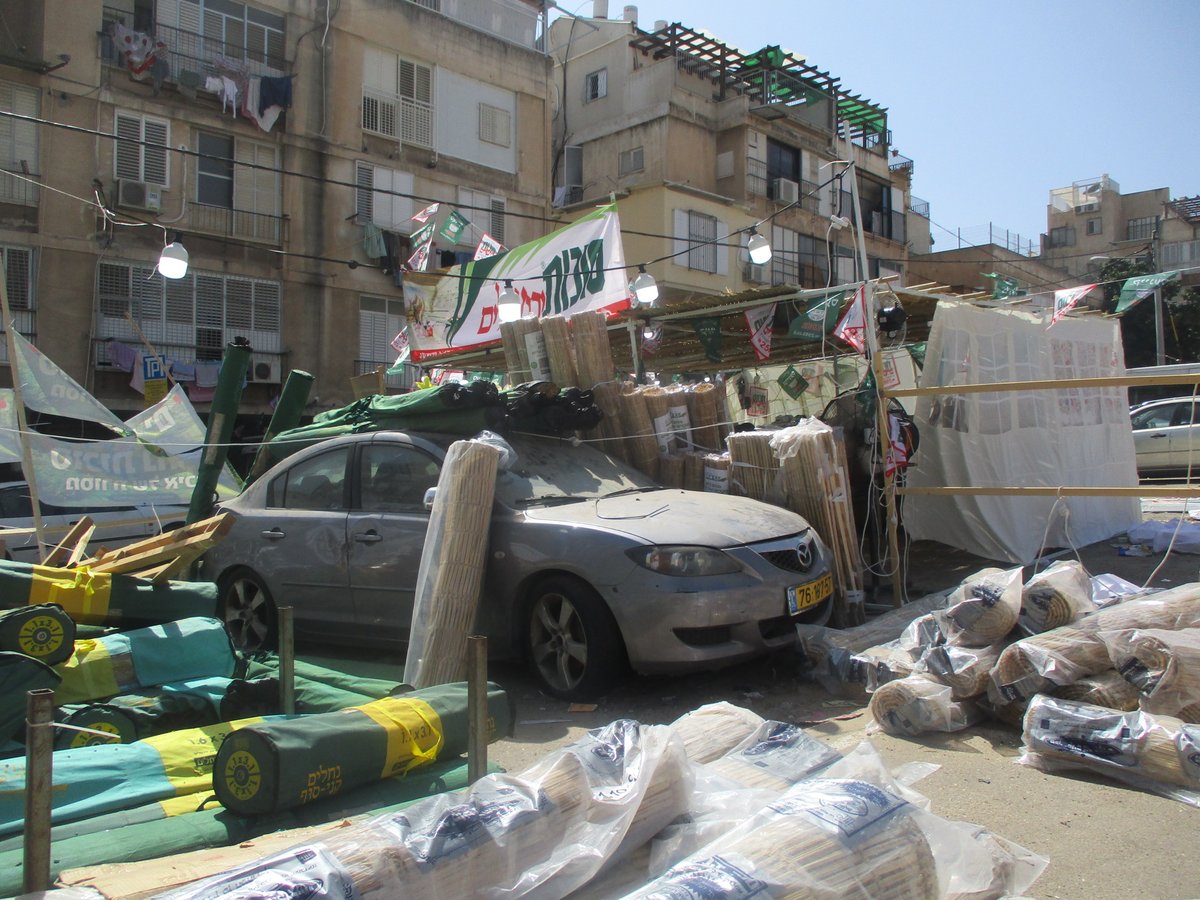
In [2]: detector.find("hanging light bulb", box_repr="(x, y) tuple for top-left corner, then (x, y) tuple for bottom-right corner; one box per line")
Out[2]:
(157, 240), (189, 279)
(746, 227), (772, 265)
(497, 280), (521, 323)
(630, 265), (658, 307)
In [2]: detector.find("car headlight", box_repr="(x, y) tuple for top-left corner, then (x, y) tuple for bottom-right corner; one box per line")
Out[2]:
(626, 545), (743, 577)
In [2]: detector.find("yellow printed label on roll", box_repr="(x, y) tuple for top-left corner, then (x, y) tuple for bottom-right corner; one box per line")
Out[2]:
(222, 749), (264, 803)
(355, 697), (444, 778)
(159, 792), (219, 817)
(54, 639), (119, 705)
(145, 716), (266, 796)
(18, 614), (66, 659)
(68, 721), (122, 750)
(30, 565), (113, 620)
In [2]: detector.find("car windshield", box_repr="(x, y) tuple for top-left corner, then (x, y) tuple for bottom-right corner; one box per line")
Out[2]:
(495, 434), (659, 508)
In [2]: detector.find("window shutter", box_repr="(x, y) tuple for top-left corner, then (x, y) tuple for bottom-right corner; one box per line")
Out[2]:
(3, 248), (32, 310)
(142, 118), (169, 185)
(672, 209), (688, 261)
(252, 281), (280, 335)
(489, 196), (505, 244)
(355, 161), (374, 222)
(226, 277), (253, 329)
(363, 46), (395, 93)
(177, 0), (200, 34)
(715, 220), (729, 276)
(371, 166), (393, 228)
(114, 113), (142, 182)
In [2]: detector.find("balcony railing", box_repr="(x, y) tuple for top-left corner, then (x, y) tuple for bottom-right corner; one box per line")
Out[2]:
(187, 203), (285, 245)
(888, 152), (913, 175)
(908, 197), (930, 218)
(362, 87), (434, 148)
(0, 170), (39, 207)
(101, 7), (287, 82)
(357, 358), (415, 392)
(745, 159), (820, 213)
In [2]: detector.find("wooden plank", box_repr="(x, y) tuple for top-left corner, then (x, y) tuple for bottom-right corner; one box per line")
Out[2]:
(42, 516), (95, 568)
(884, 372), (1200, 399)
(79, 514), (231, 569)
(899, 485), (1200, 497)
(86, 521), (232, 576)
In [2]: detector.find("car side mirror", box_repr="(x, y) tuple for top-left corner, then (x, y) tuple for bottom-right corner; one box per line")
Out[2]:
(423, 487), (437, 511)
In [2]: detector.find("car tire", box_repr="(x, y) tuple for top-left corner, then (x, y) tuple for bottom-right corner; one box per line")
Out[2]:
(219, 568), (278, 652)
(526, 575), (626, 701)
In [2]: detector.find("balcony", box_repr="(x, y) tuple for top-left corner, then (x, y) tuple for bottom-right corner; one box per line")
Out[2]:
(187, 203), (285, 246)
(357, 358), (415, 392)
(362, 87), (434, 148)
(0, 170), (39, 207)
(745, 159), (821, 213)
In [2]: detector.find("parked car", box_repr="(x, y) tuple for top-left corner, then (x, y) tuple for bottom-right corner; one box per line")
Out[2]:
(1130, 397), (1200, 473)
(199, 430), (835, 699)
(0, 481), (187, 563)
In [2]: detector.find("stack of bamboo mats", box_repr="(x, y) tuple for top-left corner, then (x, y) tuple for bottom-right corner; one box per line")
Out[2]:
(62, 703), (1048, 899)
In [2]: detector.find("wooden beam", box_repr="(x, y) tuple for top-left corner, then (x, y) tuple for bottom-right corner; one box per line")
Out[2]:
(885, 372), (1200, 399)
(42, 517), (95, 569)
(899, 485), (1200, 497)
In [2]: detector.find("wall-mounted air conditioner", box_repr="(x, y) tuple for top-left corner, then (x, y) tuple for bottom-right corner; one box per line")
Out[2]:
(247, 356), (283, 384)
(1077, 202), (1098, 213)
(773, 178), (799, 205)
(116, 179), (162, 213)
(743, 261), (769, 284)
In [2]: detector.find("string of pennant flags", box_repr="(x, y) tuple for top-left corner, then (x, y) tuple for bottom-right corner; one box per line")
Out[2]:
(404, 202), (507, 272)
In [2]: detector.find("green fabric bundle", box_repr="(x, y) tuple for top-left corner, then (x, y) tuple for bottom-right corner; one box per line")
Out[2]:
(0, 651), (60, 743)
(0, 603), (75, 666)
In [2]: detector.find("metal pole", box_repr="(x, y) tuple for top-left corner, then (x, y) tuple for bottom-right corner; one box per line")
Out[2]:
(186, 340), (253, 525)
(246, 369), (315, 485)
(23, 688), (54, 893)
(466, 634), (488, 784)
(1154, 287), (1166, 366)
(278, 606), (295, 716)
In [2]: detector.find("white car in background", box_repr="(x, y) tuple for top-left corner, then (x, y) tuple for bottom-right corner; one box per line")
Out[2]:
(1130, 397), (1200, 473)
(0, 481), (187, 563)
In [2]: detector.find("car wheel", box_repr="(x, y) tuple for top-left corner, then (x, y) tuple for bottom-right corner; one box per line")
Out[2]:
(527, 575), (625, 701)
(219, 569), (278, 652)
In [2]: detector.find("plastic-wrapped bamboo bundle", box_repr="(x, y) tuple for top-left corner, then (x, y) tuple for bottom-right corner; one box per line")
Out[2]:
(539, 314), (577, 388)
(589, 380), (628, 461)
(1053, 670), (1141, 711)
(918, 643), (1002, 701)
(500, 319), (539, 385)
(1107, 627), (1200, 721)
(404, 438), (502, 689)
(989, 583), (1200, 707)
(1020, 696), (1200, 801)
(626, 777), (939, 899)
(706, 721), (841, 793)
(682, 451), (705, 492)
(642, 385), (674, 453)
(1021, 560), (1096, 633)
(941, 566), (1023, 648)
(701, 452), (729, 493)
(658, 453), (685, 489)
(665, 384), (692, 450)
(619, 384), (660, 481)
(571, 309), (615, 389)
(869, 674), (984, 737)
(685, 382), (722, 453)
(668, 702), (765, 764)
(725, 430), (777, 501)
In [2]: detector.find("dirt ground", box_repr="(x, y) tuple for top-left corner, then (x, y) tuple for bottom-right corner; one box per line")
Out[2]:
(484, 504), (1200, 900)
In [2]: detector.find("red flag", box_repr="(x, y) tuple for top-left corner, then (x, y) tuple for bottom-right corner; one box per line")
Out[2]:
(884, 413), (908, 477)
(832, 285), (867, 355)
(1049, 283), (1097, 328)
(744, 303), (776, 361)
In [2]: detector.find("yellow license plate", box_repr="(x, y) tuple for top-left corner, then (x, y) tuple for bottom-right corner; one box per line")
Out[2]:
(788, 573), (833, 615)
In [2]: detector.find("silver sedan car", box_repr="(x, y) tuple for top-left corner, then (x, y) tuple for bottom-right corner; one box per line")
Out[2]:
(199, 430), (834, 699)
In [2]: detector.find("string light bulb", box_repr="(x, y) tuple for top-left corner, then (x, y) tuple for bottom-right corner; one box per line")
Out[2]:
(497, 280), (521, 323)
(746, 227), (772, 265)
(630, 265), (658, 307)
(157, 240), (189, 279)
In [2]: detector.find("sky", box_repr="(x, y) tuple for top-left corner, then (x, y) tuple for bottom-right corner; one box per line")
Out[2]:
(566, 0), (1200, 255)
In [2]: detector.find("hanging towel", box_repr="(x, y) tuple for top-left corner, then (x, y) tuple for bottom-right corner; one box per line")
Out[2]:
(259, 76), (293, 115)
(105, 340), (139, 373)
(363, 222), (387, 260)
(243, 78), (283, 133)
(186, 383), (216, 403)
(171, 361), (196, 383)
(194, 361), (222, 388)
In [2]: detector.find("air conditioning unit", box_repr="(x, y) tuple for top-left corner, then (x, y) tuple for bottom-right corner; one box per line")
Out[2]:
(115, 179), (162, 213)
(743, 261), (769, 284)
(773, 178), (800, 205)
(247, 356), (283, 384)
(1077, 202), (1098, 212)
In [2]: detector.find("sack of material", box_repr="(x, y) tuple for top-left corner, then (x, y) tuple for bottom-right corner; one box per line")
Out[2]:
(1105, 627), (1200, 721)
(1020, 560), (1096, 633)
(56, 677), (230, 749)
(212, 681), (514, 815)
(0, 603), (75, 666)
(940, 566), (1023, 647)
(53, 616), (237, 706)
(869, 674), (984, 737)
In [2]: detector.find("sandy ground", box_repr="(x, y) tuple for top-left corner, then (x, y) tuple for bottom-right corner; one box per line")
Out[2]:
(484, 508), (1200, 899)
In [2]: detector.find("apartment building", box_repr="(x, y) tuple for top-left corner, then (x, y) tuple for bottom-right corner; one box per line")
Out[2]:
(1042, 174), (1200, 285)
(0, 0), (552, 417)
(545, 6), (917, 313)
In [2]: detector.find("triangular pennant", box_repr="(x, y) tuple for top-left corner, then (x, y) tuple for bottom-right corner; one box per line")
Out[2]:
(11, 332), (128, 433)
(832, 285), (867, 355)
(744, 303), (776, 361)
(412, 202), (440, 224)
(438, 210), (470, 244)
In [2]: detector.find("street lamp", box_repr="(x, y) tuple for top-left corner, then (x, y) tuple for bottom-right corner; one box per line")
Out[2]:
(1093, 255), (1165, 366)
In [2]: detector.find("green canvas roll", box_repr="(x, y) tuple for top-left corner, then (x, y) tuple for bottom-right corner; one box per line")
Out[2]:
(0, 651), (60, 743)
(213, 681), (514, 815)
(0, 603), (75, 666)
(55, 703), (139, 749)
(56, 680), (228, 749)
(0, 559), (218, 628)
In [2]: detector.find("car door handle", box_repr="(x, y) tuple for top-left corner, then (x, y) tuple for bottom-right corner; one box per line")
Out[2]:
(354, 531), (383, 543)
(1151, 433), (1168, 439)
(261, 529), (285, 539)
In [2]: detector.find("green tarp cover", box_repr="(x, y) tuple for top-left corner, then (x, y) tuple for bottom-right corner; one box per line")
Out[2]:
(0, 650), (59, 743)
(213, 681), (514, 815)
(56, 677), (232, 749)
(0, 603), (75, 666)
(0, 757), (497, 896)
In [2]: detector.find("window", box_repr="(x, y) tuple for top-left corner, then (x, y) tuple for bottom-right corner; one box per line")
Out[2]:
(114, 112), (169, 186)
(196, 133), (233, 207)
(584, 69), (607, 103)
(268, 448), (349, 511)
(1127, 216), (1158, 242)
(0, 81), (38, 205)
(2, 246), (33, 311)
(359, 443), (440, 513)
(1048, 225), (1075, 249)
(766, 138), (801, 186)
(96, 261), (281, 365)
(192, 133), (279, 241)
(673, 210), (728, 275)
(359, 295), (410, 390)
(771, 225), (799, 285)
(1086, 217), (1102, 236)
(171, 0), (285, 71)
(355, 162), (414, 230)
(1161, 240), (1200, 268)
(362, 47), (433, 148)
(478, 103), (511, 148)
(458, 187), (505, 245)
(618, 147), (644, 176)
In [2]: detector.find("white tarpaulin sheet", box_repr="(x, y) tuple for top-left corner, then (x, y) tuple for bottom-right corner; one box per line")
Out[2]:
(904, 301), (1141, 563)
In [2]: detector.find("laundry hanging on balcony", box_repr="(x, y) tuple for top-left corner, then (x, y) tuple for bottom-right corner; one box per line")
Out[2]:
(242, 75), (294, 133)
(112, 24), (166, 78)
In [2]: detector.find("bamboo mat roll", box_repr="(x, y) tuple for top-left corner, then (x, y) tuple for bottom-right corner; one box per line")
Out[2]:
(500, 319), (540, 386)
(942, 567), (1023, 648)
(666, 384), (693, 450)
(643, 386), (674, 453)
(683, 452), (705, 492)
(1052, 670), (1141, 711)
(1022, 695), (1200, 792)
(540, 314), (577, 389)
(1110, 628), (1200, 721)
(626, 779), (939, 900)
(701, 453), (730, 493)
(571, 309), (615, 389)
(669, 702), (765, 764)
(619, 384), (660, 480)
(725, 431), (777, 502)
(658, 453), (684, 489)
(404, 439), (502, 689)
(869, 674), (984, 736)
(920, 643), (1002, 701)
(685, 382), (723, 453)
(590, 380), (628, 461)
(1021, 560), (1095, 633)
(705, 722), (840, 793)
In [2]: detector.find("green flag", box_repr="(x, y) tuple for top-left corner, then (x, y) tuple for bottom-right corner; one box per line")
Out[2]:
(439, 210), (470, 244)
(1115, 270), (1180, 315)
(692, 317), (723, 363)
(788, 291), (845, 341)
(983, 272), (1021, 300)
(778, 365), (808, 400)
(410, 221), (435, 247)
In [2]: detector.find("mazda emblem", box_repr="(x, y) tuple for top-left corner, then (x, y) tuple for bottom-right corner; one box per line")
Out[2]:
(795, 539), (812, 569)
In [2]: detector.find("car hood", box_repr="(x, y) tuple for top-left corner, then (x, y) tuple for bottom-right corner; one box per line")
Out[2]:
(518, 490), (810, 546)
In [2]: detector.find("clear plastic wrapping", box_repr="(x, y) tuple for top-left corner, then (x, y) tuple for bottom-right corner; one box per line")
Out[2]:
(1020, 560), (1096, 633)
(940, 566), (1023, 648)
(916, 642), (1002, 701)
(1103, 626), (1200, 721)
(869, 675), (985, 737)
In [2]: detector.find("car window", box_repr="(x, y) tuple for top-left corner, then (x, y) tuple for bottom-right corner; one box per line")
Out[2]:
(359, 444), (441, 513)
(267, 448), (350, 511)
(1133, 404), (1181, 430)
(0, 486), (32, 519)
